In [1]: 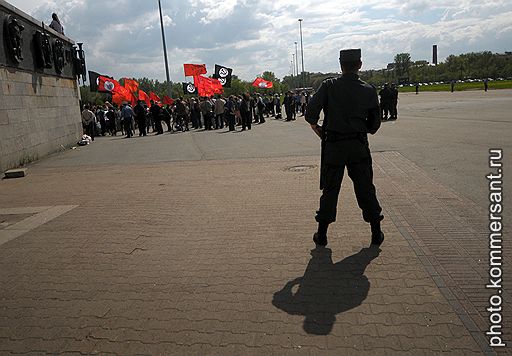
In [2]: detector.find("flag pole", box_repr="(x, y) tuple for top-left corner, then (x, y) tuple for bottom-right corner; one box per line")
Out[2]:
(158, 0), (172, 97)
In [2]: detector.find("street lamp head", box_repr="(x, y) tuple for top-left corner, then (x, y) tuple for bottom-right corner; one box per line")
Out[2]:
(298, 18), (303, 22)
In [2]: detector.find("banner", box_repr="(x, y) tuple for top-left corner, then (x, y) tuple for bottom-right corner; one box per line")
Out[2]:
(252, 77), (273, 89)
(123, 78), (139, 94)
(138, 90), (150, 107)
(88, 71), (109, 92)
(111, 85), (132, 106)
(98, 76), (122, 93)
(193, 76), (223, 97)
(184, 63), (207, 77)
(149, 92), (161, 103)
(112, 90), (127, 106)
(182, 82), (198, 95)
(130, 92), (138, 107)
(162, 95), (175, 105)
(213, 64), (233, 88)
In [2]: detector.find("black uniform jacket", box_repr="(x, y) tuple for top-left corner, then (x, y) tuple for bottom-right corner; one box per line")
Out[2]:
(305, 73), (381, 164)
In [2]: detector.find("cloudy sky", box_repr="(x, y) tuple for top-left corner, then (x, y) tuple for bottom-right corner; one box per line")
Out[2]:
(8, 0), (512, 84)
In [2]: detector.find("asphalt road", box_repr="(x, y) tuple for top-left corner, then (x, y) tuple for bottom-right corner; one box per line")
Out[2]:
(37, 89), (511, 225)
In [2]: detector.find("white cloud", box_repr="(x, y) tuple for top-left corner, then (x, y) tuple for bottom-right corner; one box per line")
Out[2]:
(6, 0), (512, 84)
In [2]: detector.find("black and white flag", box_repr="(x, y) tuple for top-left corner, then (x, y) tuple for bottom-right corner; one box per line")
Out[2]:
(213, 64), (233, 88)
(182, 82), (198, 95)
(88, 71), (102, 92)
(88, 71), (112, 92)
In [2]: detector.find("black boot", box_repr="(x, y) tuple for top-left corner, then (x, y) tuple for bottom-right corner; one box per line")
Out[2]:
(370, 215), (385, 246)
(313, 221), (329, 246)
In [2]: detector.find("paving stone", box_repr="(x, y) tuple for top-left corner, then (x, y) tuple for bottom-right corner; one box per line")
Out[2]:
(0, 130), (498, 354)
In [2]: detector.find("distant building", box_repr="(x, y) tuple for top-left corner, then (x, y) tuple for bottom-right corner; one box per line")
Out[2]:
(413, 60), (429, 67)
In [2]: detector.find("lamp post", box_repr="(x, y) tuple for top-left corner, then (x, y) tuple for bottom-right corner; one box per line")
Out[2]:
(298, 19), (305, 88)
(294, 41), (299, 83)
(292, 53), (296, 76)
(158, 0), (172, 97)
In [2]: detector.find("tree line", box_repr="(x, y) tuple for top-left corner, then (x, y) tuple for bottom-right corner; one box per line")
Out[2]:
(80, 51), (512, 104)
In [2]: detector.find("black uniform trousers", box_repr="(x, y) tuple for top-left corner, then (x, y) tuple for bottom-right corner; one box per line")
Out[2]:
(137, 118), (146, 136)
(241, 111), (251, 130)
(316, 155), (382, 224)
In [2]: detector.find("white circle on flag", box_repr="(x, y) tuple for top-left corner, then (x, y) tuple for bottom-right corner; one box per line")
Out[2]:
(219, 78), (226, 86)
(259, 82), (267, 88)
(187, 83), (195, 93)
(219, 68), (229, 78)
(104, 81), (115, 91)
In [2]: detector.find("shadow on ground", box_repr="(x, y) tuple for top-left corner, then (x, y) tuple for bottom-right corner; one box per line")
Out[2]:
(272, 245), (380, 335)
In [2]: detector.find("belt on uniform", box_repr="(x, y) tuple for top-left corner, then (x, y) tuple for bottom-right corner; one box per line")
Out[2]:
(326, 131), (365, 142)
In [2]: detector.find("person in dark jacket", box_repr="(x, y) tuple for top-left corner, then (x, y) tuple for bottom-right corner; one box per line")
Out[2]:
(49, 13), (64, 35)
(305, 48), (384, 247)
(283, 92), (294, 121)
(133, 100), (147, 136)
(240, 94), (252, 131)
(378, 83), (391, 121)
(149, 100), (163, 135)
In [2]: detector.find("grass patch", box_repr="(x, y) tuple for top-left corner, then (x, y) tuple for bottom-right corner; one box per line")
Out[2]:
(399, 80), (512, 92)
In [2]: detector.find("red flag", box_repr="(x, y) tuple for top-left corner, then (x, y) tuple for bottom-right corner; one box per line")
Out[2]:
(184, 63), (207, 77)
(138, 90), (150, 106)
(123, 78), (139, 94)
(212, 79), (223, 94)
(112, 92), (124, 106)
(149, 92), (161, 103)
(193, 75), (223, 97)
(112, 85), (132, 106)
(162, 95), (175, 105)
(98, 76), (122, 92)
(252, 77), (273, 89)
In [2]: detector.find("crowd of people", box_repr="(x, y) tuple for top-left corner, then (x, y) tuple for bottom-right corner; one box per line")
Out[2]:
(80, 91), (313, 140)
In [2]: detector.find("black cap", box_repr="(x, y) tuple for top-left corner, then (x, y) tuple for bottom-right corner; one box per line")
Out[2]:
(339, 49), (361, 62)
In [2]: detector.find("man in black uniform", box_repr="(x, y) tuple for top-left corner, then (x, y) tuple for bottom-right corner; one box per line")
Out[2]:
(378, 83), (391, 121)
(305, 48), (384, 247)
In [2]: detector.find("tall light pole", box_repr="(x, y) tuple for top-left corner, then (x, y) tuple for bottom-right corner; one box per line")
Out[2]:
(294, 41), (299, 81)
(292, 53), (296, 76)
(158, 0), (172, 97)
(298, 19), (305, 88)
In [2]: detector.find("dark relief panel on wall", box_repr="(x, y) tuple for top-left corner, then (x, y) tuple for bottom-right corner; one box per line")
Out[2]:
(1, 3), (86, 81)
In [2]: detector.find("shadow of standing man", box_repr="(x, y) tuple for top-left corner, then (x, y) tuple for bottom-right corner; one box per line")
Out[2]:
(272, 245), (381, 335)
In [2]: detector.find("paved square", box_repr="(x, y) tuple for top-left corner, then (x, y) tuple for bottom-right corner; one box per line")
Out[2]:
(0, 90), (511, 355)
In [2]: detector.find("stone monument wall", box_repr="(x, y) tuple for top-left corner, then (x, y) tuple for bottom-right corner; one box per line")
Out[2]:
(0, 0), (85, 173)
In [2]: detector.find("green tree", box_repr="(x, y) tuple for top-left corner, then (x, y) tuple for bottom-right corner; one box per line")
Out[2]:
(394, 53), (412, 81)
(80, 86), (109, 105)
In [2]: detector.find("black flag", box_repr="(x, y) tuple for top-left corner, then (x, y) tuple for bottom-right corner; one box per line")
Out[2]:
(88, 71), (101, 92)
(88, 71), (112, 92)
(182, 82), (198, 95)
(213, 64), (233, 88)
